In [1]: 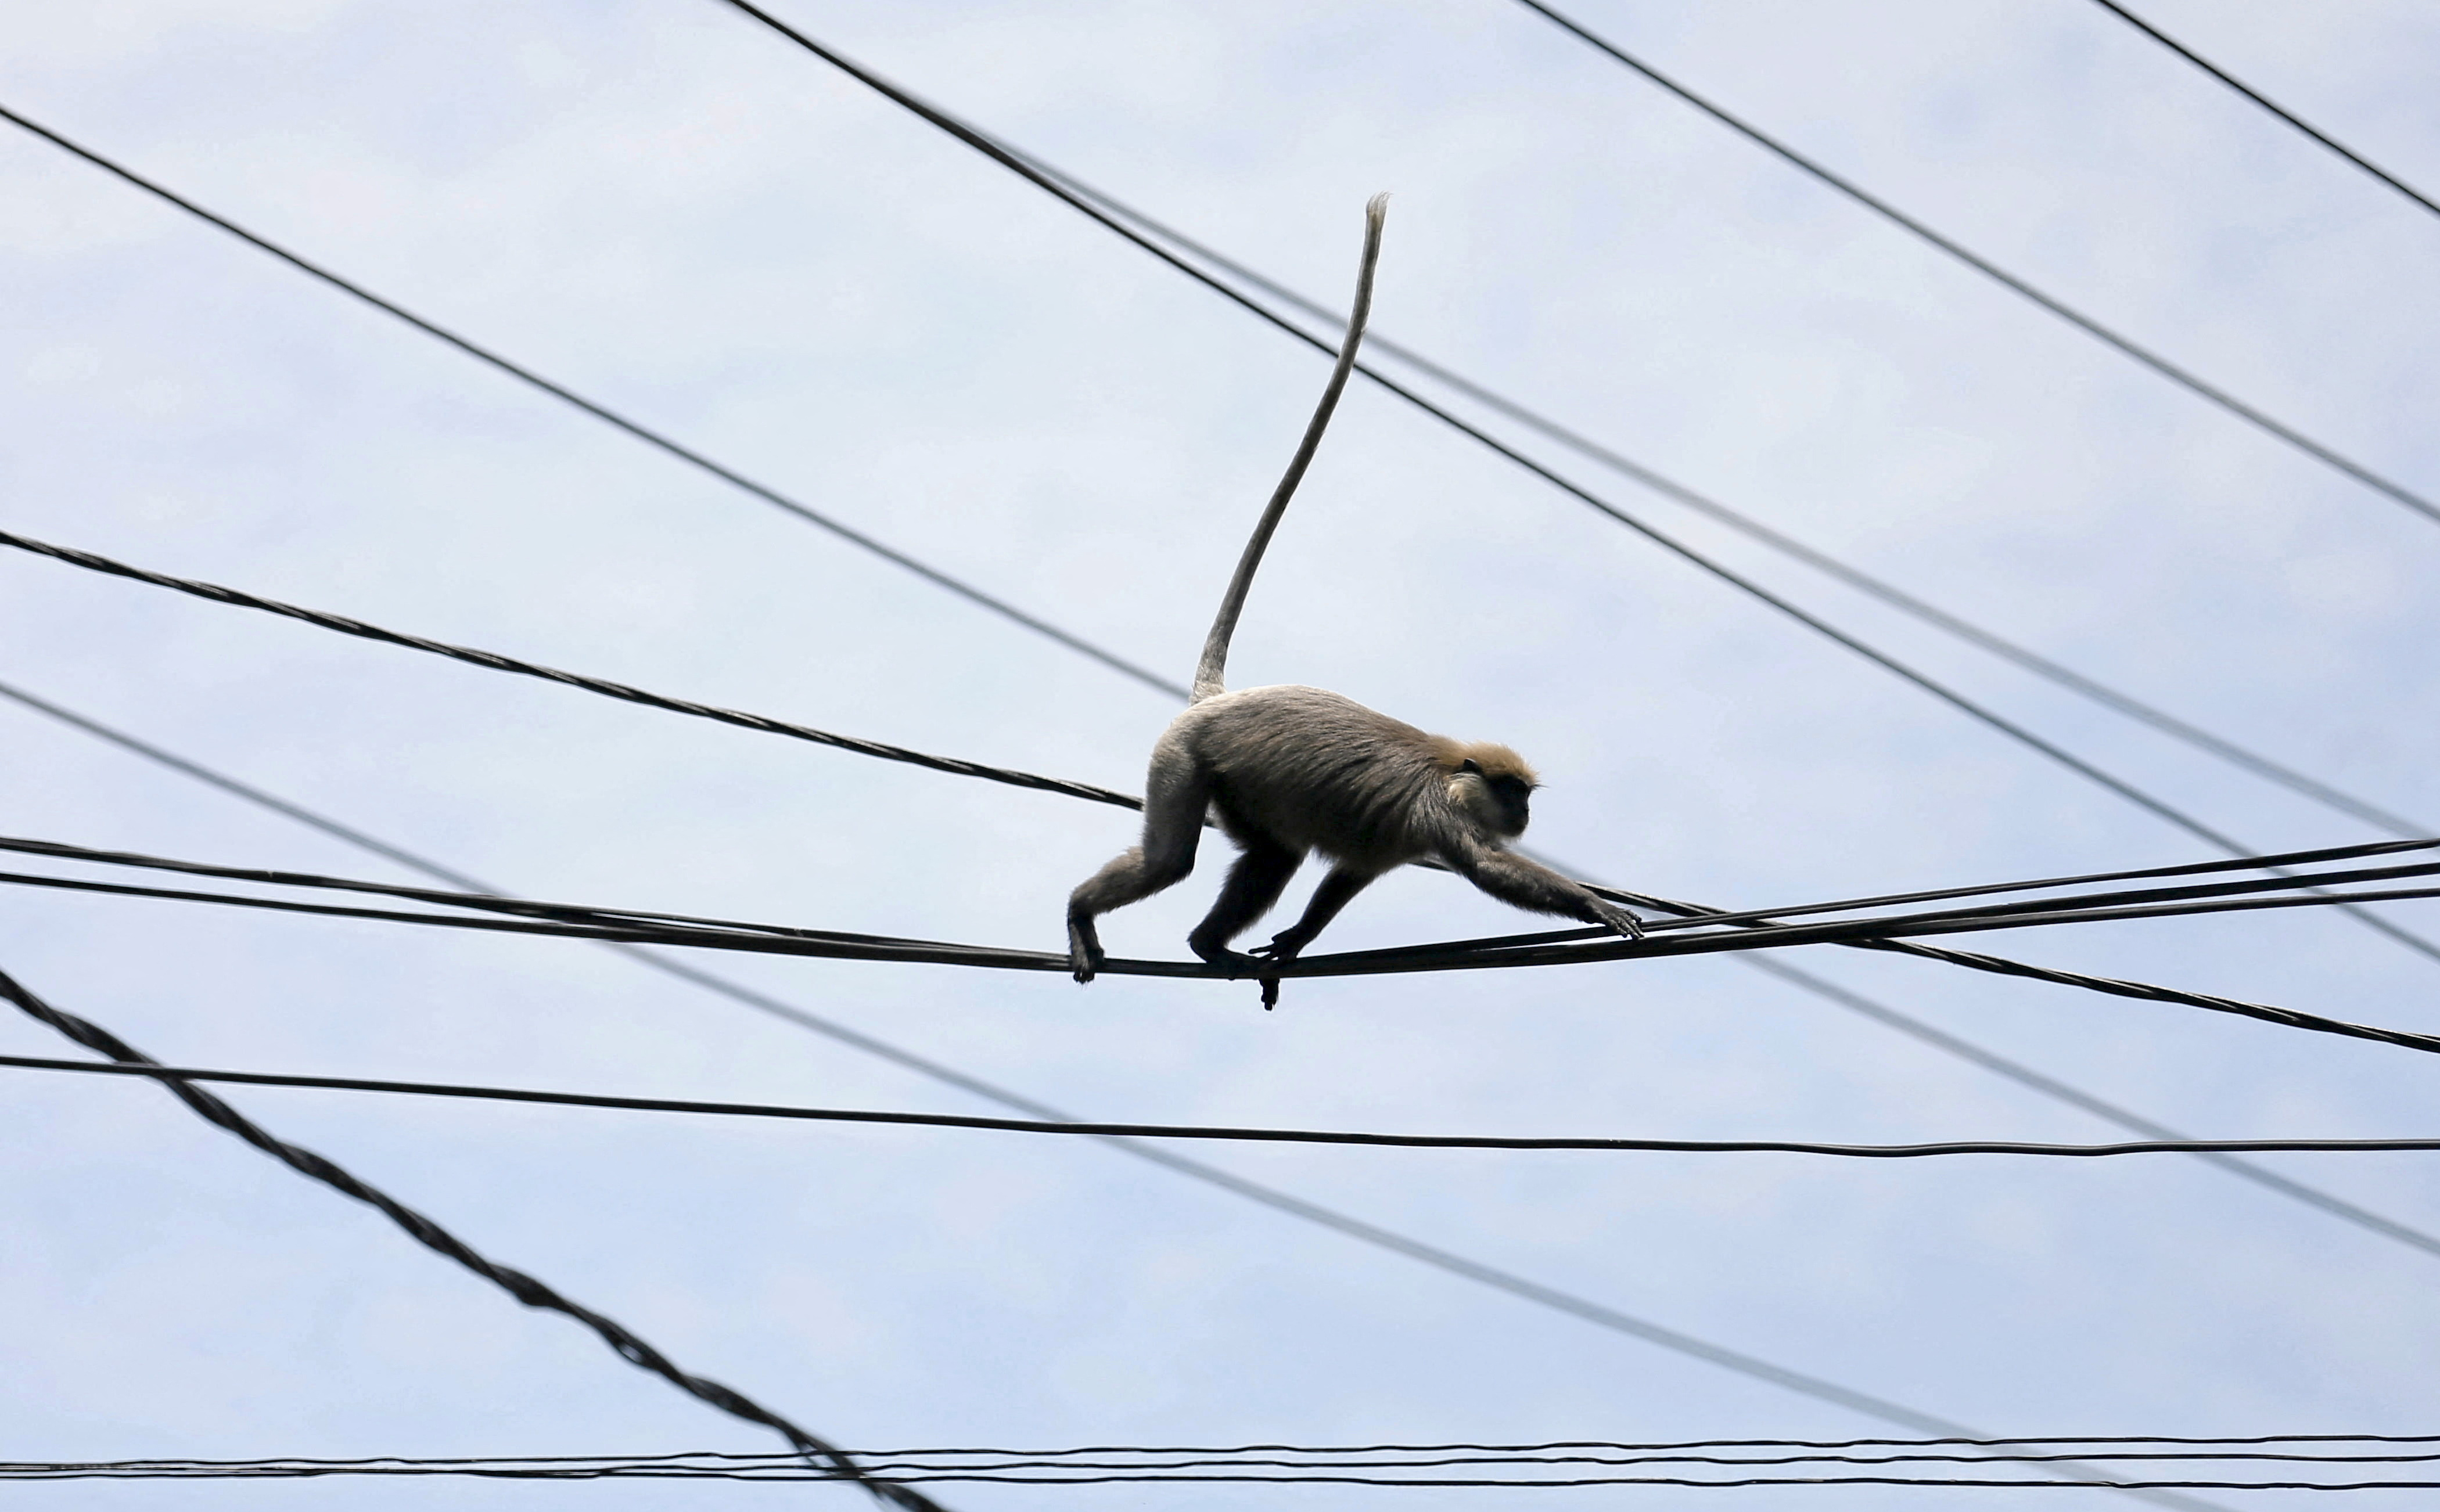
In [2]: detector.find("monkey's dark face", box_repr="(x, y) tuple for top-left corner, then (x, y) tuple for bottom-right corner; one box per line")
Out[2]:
(1486, 773), (1534, 835)
(1454, 757), (1536, 838)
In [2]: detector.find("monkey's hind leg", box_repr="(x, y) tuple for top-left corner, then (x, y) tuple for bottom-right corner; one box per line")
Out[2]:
(1185, 835), (1303, 980)
(1066, 755), (1210, 983)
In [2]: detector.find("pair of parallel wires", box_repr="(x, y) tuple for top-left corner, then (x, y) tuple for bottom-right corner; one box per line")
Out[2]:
(3, 1), (2435, 1500)
(16, 1431), (2440, 1491)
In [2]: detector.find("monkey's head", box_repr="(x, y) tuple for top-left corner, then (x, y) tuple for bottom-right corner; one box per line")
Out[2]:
(1444, 743), (1540, 839)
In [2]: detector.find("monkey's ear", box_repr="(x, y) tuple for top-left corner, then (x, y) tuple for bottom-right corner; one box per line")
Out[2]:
(1458, 758), (1483, 775)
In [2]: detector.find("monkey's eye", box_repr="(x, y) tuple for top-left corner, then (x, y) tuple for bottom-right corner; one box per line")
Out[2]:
(1489, 776), (1531, 803)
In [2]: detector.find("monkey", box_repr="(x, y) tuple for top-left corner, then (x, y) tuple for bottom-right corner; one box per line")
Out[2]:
(1065, 195), (1643, 1006)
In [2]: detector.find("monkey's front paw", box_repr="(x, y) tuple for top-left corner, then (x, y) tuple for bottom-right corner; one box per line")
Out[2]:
(1594, 901), (1646, 941)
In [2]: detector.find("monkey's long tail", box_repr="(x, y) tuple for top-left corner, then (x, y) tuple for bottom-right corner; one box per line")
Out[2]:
(1190, 193), (1389, 704)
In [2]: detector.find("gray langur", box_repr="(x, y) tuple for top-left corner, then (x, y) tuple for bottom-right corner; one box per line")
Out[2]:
(1065, 195), (1644, 1006)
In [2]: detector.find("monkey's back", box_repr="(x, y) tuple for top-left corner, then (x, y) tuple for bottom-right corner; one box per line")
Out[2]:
(1170, 685), (1455, 866)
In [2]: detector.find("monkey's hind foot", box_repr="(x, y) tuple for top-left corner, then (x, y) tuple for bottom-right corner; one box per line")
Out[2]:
(1188, 939), (1277, 1006)
(1249, 937), (1306, 1011)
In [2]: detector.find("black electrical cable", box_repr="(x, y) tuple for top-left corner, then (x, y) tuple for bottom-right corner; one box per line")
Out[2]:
(2086, 0), (2440, 224)
(0, 102), (1184, 705)
(0, 527), (1142, 814)
(667, 1431), (2440, 1456)
(1508, 0), (2440, 530)
(3, 1461), (2429, 1491)
(1737, 953), (2440, 1259)
(13, 831), (2440, 1060)
(9, 1049), (2435, 1158)
(19, 1431), (2440, 1461)
(10, 828), (2426, 946)
(1628, 837), (2440, 934)
(0, 966), (946, 1512)
(9, 1438), (2440, 1489)
(694, 0), (2440, 978)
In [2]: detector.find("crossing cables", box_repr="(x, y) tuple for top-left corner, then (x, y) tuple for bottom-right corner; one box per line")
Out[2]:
(12, 831), (2440, 1059)
(0, 964), (949, 1512)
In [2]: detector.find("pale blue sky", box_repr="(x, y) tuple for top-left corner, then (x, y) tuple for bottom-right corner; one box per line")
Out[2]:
(3, 2), (2438, 1507)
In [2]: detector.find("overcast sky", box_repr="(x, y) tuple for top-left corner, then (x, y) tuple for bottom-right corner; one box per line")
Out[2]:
(3, 1), (2439, 1507)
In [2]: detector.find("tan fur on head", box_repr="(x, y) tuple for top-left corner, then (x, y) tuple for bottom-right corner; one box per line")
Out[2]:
(1429, 736), (1539, 784)
(1458, 741), (1537, 785)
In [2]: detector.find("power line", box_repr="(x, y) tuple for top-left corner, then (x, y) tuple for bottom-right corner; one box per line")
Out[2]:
(0, 677), (2228, 1477)
(0, 965), (944, 1512)
(695, 0), (2440, 977)
(1508, 0), (2440, 530)
(16, 831), (2440, 1059)
(0, 528), (1143, 813)
(16, 825), (2430, 949)
(9, 1437), (2438, 1490)
(1628, 836), (2440, 932)
(11, 1049), (2437, 1159)
(22, 1430), (2440, 1461)
(1739, 956), (2440, 1259)
(2087, 0), (2440, 224)
(0, 103), (1186, 704)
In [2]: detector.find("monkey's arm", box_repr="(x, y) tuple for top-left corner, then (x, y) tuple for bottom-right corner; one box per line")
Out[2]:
(1440, 843), (1644, 938)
